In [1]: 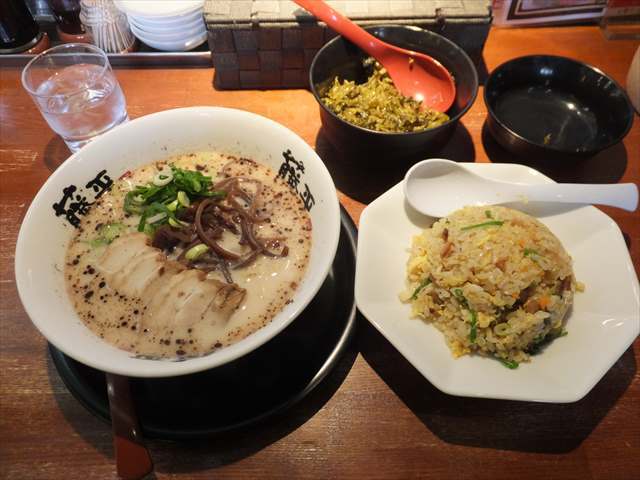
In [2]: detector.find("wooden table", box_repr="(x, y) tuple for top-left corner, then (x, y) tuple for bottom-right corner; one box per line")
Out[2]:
(1, 26), (639, 480)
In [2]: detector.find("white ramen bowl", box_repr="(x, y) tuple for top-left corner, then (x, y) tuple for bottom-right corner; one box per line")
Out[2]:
(15, 107), (340, 378)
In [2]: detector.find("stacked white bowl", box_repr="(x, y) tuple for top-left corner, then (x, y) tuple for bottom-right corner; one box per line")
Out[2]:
(114, 0), (207, 52)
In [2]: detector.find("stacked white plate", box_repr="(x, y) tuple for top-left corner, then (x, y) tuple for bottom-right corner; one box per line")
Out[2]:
(114, 0), (207, 51)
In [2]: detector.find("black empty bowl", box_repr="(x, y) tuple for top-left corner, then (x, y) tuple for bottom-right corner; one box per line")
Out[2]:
(484, 55), (634, 158)
(309, 25), (478, 155)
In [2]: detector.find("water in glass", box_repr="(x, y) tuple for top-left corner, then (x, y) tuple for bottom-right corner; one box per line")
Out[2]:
(22, 43), (128, 153)
(35, 63), (127, 151)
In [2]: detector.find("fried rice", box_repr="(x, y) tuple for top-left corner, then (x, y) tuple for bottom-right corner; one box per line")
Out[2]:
(400, 206), (579, 367)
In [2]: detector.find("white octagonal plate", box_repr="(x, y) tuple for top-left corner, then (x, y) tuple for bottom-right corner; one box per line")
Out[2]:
(355, 162), (639, 403)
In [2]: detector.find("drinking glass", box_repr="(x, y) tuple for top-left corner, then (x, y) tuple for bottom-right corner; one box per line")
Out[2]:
(21, 43), (128, 152)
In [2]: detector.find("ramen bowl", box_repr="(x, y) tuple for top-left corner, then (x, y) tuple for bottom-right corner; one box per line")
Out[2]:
(15, 107), (341, 377)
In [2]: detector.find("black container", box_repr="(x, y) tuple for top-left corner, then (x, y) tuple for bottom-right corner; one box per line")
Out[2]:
(309, 25), (478, 156)
(484, 55), (634, 158)
(48, 0), (85, 35)
(0, 0), (41, 53)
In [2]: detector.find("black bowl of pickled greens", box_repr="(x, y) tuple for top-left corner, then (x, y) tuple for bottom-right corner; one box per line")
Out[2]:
(310, 25), (478, 155)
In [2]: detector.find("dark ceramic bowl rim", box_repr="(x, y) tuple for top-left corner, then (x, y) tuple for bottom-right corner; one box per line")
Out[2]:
(484, 54), (634, 155)
(309, 24), (479, 137)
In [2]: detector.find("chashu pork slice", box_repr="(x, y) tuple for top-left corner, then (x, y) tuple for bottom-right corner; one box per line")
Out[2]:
(98, 233), (167, 297)
(96, 232), (246, 329)
(98, 233), (153, 279)
(142, 268), (245, 330)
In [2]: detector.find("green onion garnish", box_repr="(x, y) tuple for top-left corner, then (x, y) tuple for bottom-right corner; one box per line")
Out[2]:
(453, 288), (465, 303)
(499, 358), (519, 369)
(86, 222), (125, 248)
(410, 278), (432, 300)
(453, 288), (478, 343)
(528, 329), (568, 355)
(177, 191), (190, 207)
(485, 210), (493, 219)
(100, 223), (124, 243)
(137, 202), (173, 232)
(185, 243), (209, 261)
(523, 248), (540, 257)
(125, 165), (225, 232)
(168, 217), (187, 228)
(461, 220), (504, 231)
(469, 310), (477, 342)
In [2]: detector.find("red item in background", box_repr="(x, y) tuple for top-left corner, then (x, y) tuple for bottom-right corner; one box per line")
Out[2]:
(608, 0), (640, 6)
(492, 0), (607, 26)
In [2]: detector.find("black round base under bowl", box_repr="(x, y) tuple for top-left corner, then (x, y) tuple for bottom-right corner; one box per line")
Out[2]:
(49, 206), (357, 440)
(484, 55), (634, 158)
(309, 25), (478, 157)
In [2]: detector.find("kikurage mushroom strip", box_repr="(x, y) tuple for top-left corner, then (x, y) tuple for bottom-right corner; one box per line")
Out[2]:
(123, 165), (289, 284)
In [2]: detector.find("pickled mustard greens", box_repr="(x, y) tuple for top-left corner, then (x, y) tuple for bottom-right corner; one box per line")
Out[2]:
(320, 60), (450, 133)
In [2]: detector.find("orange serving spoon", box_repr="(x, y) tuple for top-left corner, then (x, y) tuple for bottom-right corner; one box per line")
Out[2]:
(295, 0), (456, 112)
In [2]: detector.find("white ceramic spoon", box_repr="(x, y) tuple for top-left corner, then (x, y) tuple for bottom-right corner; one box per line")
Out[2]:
(404, 159), (639, 218)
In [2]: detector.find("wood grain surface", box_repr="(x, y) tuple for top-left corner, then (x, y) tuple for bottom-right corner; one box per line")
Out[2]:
(1, 26), (639, 480)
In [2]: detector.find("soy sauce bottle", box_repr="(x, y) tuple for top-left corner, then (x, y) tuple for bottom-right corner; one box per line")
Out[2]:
(48, 0), (85, 35)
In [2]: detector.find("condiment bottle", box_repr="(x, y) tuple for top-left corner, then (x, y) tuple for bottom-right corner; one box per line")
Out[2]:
(0, 0), (50, 54)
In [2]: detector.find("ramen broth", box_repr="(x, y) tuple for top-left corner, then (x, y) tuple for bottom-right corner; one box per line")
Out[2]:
(65, 152), (312, 359)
